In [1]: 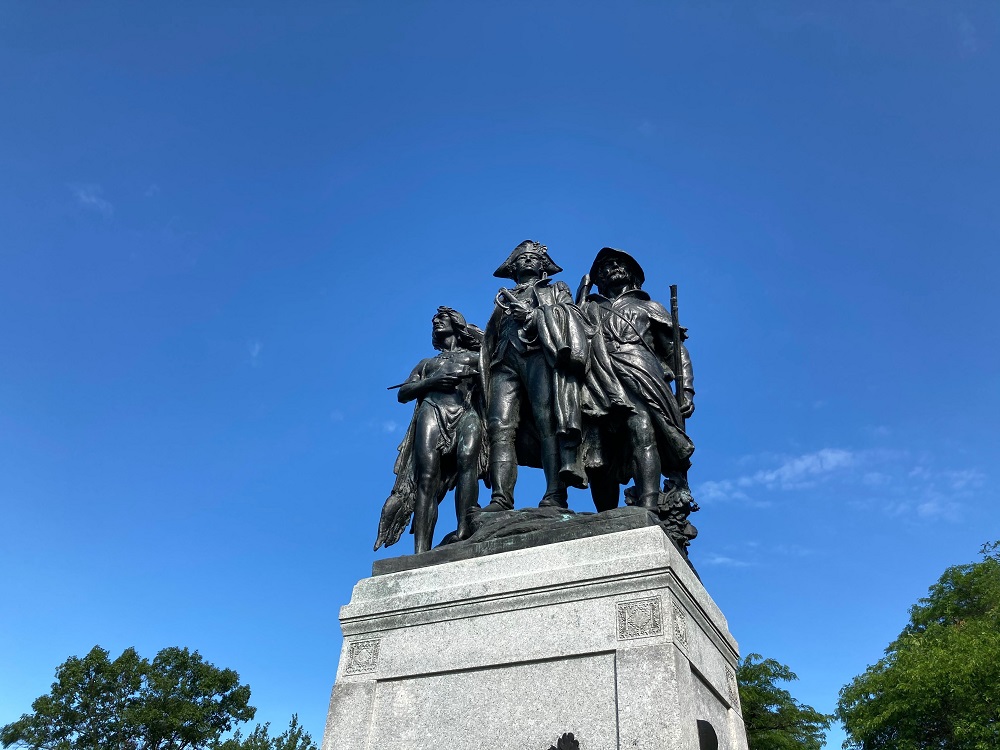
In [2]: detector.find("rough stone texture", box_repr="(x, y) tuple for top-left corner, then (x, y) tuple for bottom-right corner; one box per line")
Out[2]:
(323, 525), (749, 750)
(367, 654), (618, 750)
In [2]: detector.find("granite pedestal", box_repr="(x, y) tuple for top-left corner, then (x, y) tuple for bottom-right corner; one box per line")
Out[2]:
(322, 518), (749, 750)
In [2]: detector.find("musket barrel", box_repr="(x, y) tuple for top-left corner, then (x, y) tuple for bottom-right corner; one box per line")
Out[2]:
(670, 284), (685, 430)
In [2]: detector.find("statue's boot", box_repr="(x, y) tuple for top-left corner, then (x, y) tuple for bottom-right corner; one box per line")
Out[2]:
(480, 500), (512, 513)
(638, 492), (661, 512)
(538, 437), (569, 509)
(483, 445), (516, 512)
(558, 439), (588, 490)
(455, 495), (478, 539)
(538, 492), (569, 509)
(634, 444), (662, 512)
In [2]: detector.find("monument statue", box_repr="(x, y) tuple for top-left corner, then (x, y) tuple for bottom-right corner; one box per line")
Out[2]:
(479, 240), (593, 512)
(374, 307), (487, 554)
(578, 247), (698, 549)
(372, 241), (700, 558)
(327, 244), (752, 750)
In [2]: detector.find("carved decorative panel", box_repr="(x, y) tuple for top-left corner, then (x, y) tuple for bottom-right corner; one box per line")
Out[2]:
(345, 638), (381, 675)
(671, 602), (689, 647)
(616, 596), (663, 640)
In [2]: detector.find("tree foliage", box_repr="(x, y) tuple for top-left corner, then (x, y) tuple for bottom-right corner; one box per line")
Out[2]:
(737, 653), (832, 750)
(0, 646), (316, 750)
(214, 715), (316, 750)
(837, 542), (1000, 750)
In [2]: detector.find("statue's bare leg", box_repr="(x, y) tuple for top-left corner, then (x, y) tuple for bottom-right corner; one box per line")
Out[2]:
(454, 413), (482, 538)
(412, 411), (442, 554)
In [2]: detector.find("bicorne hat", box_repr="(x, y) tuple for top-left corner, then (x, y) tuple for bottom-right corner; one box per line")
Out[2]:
(589, 247), (646, 291)
(493, 240), (563, 280)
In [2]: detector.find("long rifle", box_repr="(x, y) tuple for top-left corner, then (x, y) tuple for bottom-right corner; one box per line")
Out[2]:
(670, 284), (685, 431)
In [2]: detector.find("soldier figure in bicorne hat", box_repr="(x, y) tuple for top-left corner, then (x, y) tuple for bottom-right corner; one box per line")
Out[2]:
(479, 240), (594, 511)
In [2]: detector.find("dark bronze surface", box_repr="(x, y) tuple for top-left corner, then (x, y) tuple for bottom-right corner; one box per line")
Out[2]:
(374, 242), (700, 560)
(375, 308), (487, 555)
(371, 506), (676, 576)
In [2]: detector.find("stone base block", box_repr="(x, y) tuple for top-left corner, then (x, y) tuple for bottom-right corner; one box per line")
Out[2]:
(322, 526), (749, 750)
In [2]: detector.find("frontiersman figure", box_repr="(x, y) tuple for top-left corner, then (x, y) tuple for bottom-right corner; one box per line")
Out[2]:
(481, 240), (592, 511)
(579, 248), (697, 543)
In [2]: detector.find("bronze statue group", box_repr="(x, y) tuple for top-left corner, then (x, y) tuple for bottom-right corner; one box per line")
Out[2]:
(375, 241), (698, 556)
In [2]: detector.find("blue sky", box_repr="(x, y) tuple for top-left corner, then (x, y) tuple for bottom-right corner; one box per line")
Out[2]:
(1, 2), (998, 746)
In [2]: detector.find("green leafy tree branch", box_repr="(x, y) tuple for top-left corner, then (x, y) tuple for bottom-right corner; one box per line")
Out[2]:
(837, 541), (1000, 750)
(737, 653), (832, 750)
(1, 646), (317, 750)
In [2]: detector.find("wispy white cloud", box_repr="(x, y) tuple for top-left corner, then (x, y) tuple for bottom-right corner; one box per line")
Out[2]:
(917, 497), (961, 521)
(957, 12), (978, 56)
(945, 469), (985, 492)
(699, 447), (985, 524)
(247, 339), (263, 367)
(700, 448), (855, 502)
(755, 7), (830, 34)
(70, 183), (114, 217)
(701, 553), (752, 568)
(886, 491), (961, 523)
(145, 183), (160, 197)
(907, 466), (983, 492)
(698, 479), (762, 507)
(382, 420), (399, 433)
(699, 540), (810, 569)
(773, 543), (815, 558)
(886, 467), (983, 521)
(862, 471), (892, 487)
(747, 448), (854, 490)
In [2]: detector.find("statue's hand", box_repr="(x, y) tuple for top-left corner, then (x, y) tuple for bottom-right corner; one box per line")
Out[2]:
(680, 398), (695, 418)
(576, 274), (592, 304)
(509, 300), (532, 323)
(441, 363), (475, 380)
(430, 372), (462, 392)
